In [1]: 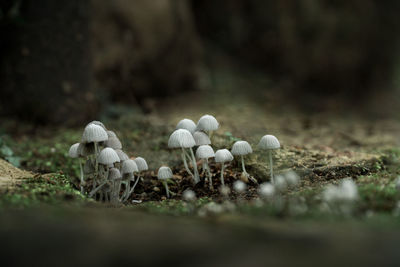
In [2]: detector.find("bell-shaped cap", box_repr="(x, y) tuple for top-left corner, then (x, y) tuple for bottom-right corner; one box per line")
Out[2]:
(68, 143), (80, 158)
(98, 148), (120, 165)
(258, 135), (280, 150)
(193, 131), (211, 146)
(168, 129), (195, 148)
(86, 120), (107, 130)
(231, 141), (253, 156)
(105, 136), (122, 150)
(196, 145), (215, 159)
(157, 166), (173, 180)
(115, 149), (129, 162)
(121, 159), (139, 175)
(83, 159), (95, 175)
(107, 130), (117, 138)
(108, 167), (122, 180)
(134, 157), (148, 172)
(196, 114), (219, 132)
(176, 119), (196, 134)
(82, 124), (108, 143)
(215, 149), (233, 163)
(77, 143), (95, 157)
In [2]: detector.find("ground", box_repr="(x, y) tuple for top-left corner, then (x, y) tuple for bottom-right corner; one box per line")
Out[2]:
(1, 61), (400, 265)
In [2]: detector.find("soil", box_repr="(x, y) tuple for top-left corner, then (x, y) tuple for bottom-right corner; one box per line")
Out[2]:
(0, 159), (32, 190)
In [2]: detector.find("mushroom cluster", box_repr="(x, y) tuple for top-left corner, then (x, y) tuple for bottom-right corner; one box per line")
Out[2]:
(68, 121), (148, 203)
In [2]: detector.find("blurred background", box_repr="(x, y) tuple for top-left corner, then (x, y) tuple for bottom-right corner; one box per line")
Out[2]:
(1, 0), (400, 125)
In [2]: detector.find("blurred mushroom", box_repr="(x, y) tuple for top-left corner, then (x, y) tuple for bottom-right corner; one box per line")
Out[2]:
(168, 129), (199, 183)
(108, 167), (122, 204)
(69, 143), (85, 194)
(215, 149), (233, 186)
(196, 145), (215, 190)
(176, 118), (197, 134)
(258, 135), (280, 184)
(106, 130), (117, 138)
(105, 136), (122, 150)
(193, 131), (211, 146)
(77, 143), (95, 157)
(157, 166), (174, 198)
(121, 159), (139, 201)
(115, 149), (129, 170)
(258, 182), (275, 199)
(196, 114), (219, 137)
(87, 120), (107, 130)
(97, 147), (120, 190)
(231, 140), (253, 177)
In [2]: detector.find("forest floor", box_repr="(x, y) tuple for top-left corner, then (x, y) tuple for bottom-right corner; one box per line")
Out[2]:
(1, 62), (400, 265)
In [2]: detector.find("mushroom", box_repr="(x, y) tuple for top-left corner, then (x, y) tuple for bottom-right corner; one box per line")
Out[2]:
(233, 180), (247, 193)
(258, 182), (275, 199)
(231, 140), (253, 177)
(105, 136), (122, 150)
(87, 120), (107, 130)
(95, 147), (120, 192)
(120, 159), (139, 201)
(258, 135), (280, 184)
(107, 167), (122, 204)
(176, 119), (197, 134)
(106, 130), (117, 138)
(193, 131), (211, 146)
(168, 129), (200, 183)
(77, 142), (95, 157)
(196, 145), (215, 190)
(196, 114), (219, 137)
(115, 149), (129, 169)
(215, 149), (233, 186)
(69, 143), (85, 194)
(157, 166), (174, 198)
(81, 123), (108, 181)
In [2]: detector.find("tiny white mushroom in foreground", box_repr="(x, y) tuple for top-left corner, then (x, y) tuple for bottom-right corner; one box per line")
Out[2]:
(285, 170), (300, 188)
(215, 149), (233, 186)
(196, 114), (219, 137)
(231, 140), (253, 177)
(196, 145), (215, 190)
(193, 131), (211, 146)
(258, 135), (280, 184)
(168, 129), (199, 183)
(157, 166), (174, 198)
(183, 189), (196, 202)
(69, 143), (85, 194)
(274, 175), (287, 192)
(258, 182), (275, 199)
(233, 180), (247, 193)
(176, 119), (197, 134)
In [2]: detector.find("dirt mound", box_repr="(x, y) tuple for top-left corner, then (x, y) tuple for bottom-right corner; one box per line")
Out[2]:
(0, 159), (33, 190)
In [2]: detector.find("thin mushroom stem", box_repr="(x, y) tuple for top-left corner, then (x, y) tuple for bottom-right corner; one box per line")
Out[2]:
(189, 147), (200, 183)
(241, 155), (247, 175)
(163, 180), (170, 198)
(127, 175), (140, 199)
(205, 160), (214, 190)
(89, 181), (107, 197)
(181, 148), (194, 177)
(220, 163), (225, 186)
(79, 159), (84, 194)
(93, 142), (99, 189)
(269, 150), (274, 184)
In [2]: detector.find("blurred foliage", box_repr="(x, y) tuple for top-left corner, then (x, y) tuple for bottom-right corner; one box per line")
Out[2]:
(0, 135), (21, 167)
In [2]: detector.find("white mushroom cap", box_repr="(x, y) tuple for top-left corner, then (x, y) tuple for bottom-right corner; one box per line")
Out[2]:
(134, 157), (148, 172)
(196, 145), (215, 159)
(115, 149), (129, 162)
(87, 120), (107, 130)
(82, 124), (108, 143)
(107, 130), (117, 138)
(182, 189), (196, 202)
(231, 141), (253, 156)
(77, 143), (95, 157)
(176, 119), (196, 134)
(233, 180), (247, 193)
(258, 135), (280, 150)
(97, 148), (120, 165)
(193, 131), (211, 146)
(275, 175), (287, 192)
(168, 129), (196, 148)
(121, 159), (139, 175)
(215, 149), (233, 163)
(108, 167), (122, 180)
(258, 182), (275, 198)
(157, 166), (173, 180)
(105, 136), (122, 150)
(68, 143), (80, 158)
(196, 114), (219, 132)
(285, 171), (300, 187)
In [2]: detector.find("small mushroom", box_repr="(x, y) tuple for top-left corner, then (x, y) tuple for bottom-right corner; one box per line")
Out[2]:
(258, 135), (280, 184)
(134, 157), (148, 172)
(233, 180), (247, 193)
(196, 114), (219, 137)
(106, 130), (117, 138)
(121, 159), (139, 201)
(87, 120), (107, 130)
(157, 166), (174, 198)
(69, 143), (85, 194)
(258, 182), (275, 199)
(193, 131), (211, 146)
(105, 136), (122, 150)
(176, 119), (197, 134)
(231, 140), (253, 177)
(97, 147), (120, 189)
(168, 129), (199, 183)
(115, 149), (129, 163)
(196, 145), (215, 190)
(215, 149), (233, 186)
(108, 167), (122, 204)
